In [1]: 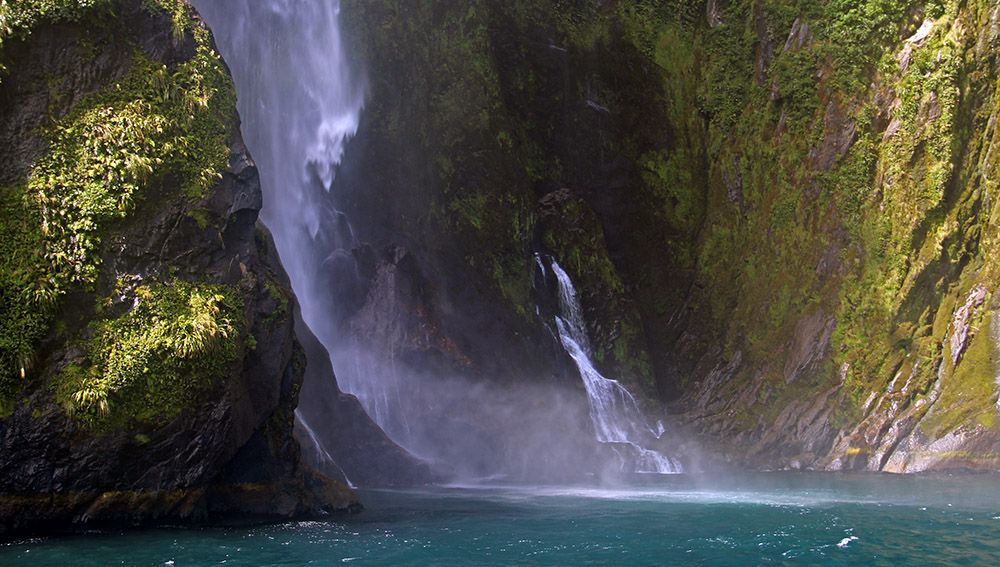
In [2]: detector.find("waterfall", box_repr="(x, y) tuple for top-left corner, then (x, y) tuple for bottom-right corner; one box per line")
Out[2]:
(189, 0), (362, 351)
(295, 410), (356, 489)
(189, 0), (445, 481)
(190, 0), (420, 453)
(191, 0), (680, 481)
(546, 258), (681, 474)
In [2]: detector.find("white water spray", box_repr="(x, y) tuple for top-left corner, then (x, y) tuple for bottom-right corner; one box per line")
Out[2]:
(191, 0), (363, 342)
(547, 259), (681, 474)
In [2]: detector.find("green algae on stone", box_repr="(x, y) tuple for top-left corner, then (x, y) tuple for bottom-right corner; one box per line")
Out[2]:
(0, 0), (113, 67)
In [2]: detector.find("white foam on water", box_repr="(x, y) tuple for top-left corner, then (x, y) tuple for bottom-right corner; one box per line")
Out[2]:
(420, 482), (887, 508)
(837, 536), (859, 549)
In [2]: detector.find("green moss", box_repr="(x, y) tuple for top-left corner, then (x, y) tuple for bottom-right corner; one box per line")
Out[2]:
(346, 0), (1000, 445)
(263, 277), (290, 320)
(821, 126), (878, 230)
(0, 1), (234, 402)
(489, 253), (533, 320)
(54, 279), (245, 428)
(613, 310), (656, 392)
(770, 48), (821, 126)
(698, 0), (754, 130)
(0, 0), (114, 74)
(0, 0), (191, 47)
(541, 193), (656, 391)
(923, 312), (998, 436)
(825, 3), (978, 413)
(0, 184), (50, 396)
(639, 150), (701, 233)
(821, 0), (921, 92)
(448, 193), (489, 232)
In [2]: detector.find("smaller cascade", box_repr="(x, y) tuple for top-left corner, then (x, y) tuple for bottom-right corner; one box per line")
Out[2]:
(296, 410), (356, 489)
(544, 257), (681, 474)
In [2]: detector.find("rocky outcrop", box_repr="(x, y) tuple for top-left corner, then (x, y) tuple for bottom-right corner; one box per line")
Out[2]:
(294, 301), (437, 487)
(0, 0), (357, 536)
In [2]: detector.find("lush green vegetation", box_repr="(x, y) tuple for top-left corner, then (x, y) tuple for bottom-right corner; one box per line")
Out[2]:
(0, 1), (122, 80)
(686, 0), (1000, 449)
(0, 0), (111, 56)
(0, 0), (235, 409)
(54, 279), (243, 427)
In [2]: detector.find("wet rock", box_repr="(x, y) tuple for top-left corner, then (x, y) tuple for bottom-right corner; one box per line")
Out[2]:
(753, 3), (774, 87)
(294, 302), (437, 488)
(882, 425), (1000, 473)
(338, 0), (1000, 477)
(706, 0), (724, 28)
(907, 19), (936, 45)
(918, 91), (943, 128)
(883, 118), (903, 141)
(783, 18), (810, 52)
(782, 311), (835, 384)
(722, 157), (746, 214)
(950, 285), (988, 365)
(809, 100), (857, 171)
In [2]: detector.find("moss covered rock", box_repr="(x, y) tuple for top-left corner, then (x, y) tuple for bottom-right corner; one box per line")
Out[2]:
(339, 0), (1000, 472)
(0, 0), (357, 536)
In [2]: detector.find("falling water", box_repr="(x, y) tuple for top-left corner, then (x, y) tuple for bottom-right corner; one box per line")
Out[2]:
(190, 0), (362, 350)
(190, 0), (421, 453)
(191, 0), (678, 481)
(295, 410), (356, 489)
(547, 259), (681, 474)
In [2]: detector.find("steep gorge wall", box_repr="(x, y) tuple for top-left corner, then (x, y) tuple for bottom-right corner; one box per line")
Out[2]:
(0, 0), (356, 535)
(339, 0), (1000, 472)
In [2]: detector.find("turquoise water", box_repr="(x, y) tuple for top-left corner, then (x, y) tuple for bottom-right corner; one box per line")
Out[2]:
(4, 474), (1000, 566)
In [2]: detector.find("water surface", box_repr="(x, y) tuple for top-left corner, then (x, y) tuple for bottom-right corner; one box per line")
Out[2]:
(4, 473), (1000, 565)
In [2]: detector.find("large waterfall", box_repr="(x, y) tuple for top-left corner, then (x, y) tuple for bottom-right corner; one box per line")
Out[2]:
(188, 0), (361, 369)
(546, 258), (681, 474)
(191, 0), (680, 483)
(189, 0), (415, 461)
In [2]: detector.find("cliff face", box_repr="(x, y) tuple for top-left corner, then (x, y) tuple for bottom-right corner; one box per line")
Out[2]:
(3, 0), (999, 531)
(0, 0), (357, 535)
(339, 0), (1000, 472)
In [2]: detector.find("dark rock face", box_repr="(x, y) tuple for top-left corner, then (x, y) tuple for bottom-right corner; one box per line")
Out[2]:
(329, 1), (709, 473)
(294, 304), (437, 488)
(336, 1), (1000, 474)
(0, 1), (357, 536)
